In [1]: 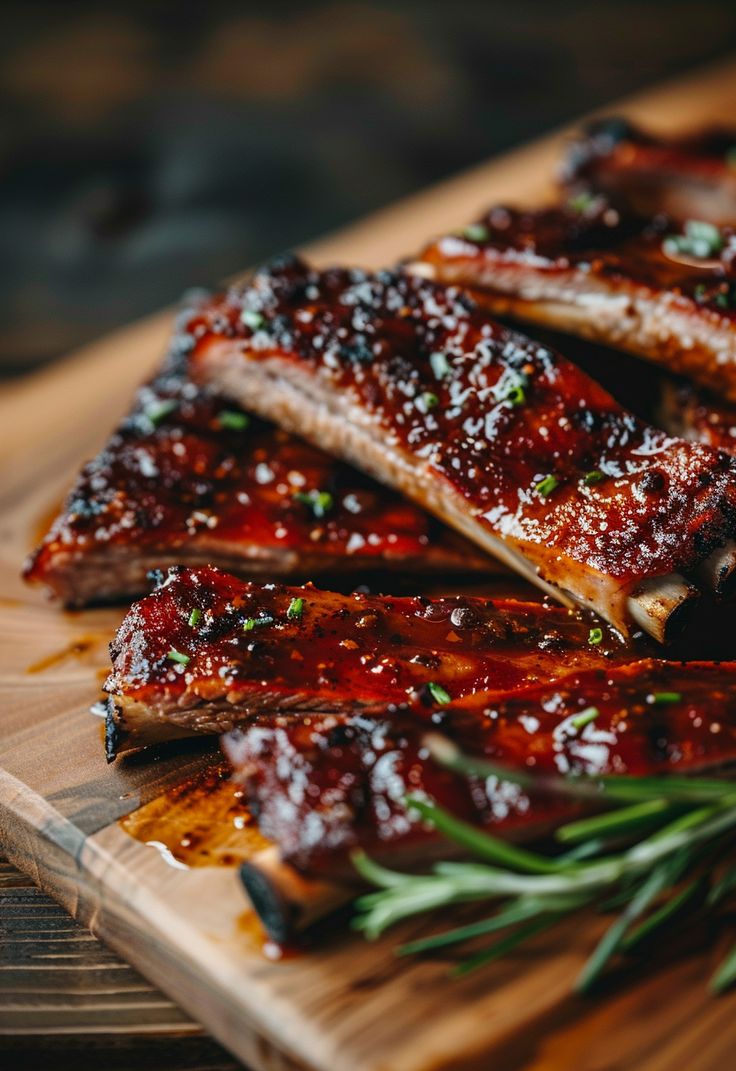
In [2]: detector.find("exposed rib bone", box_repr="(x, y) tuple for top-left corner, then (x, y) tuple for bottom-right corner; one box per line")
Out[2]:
(626, 575), (700, 644)
(240, 847), (352, 943)
(695, 541), (736, 600)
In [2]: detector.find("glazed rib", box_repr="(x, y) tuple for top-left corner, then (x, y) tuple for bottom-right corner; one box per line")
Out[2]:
(415, 201), (736, 400)
(562, 117), (736, 226)
(24, 301), (484, 607)
(186, 256), (736, 638)
(105, 565), (628, 759)
(225, 659), (736, 877)
(659, 378), (736, 453)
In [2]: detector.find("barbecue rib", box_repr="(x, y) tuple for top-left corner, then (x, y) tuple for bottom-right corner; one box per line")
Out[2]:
(415, 200), (736, 400)
(24, 300), (484, 607)
(659, 378), (736, 453)
(186, 255), (736, 639)
(105, 565), (628, 760)
(225, 659), (736, 877)
(562, 117), (736, 226)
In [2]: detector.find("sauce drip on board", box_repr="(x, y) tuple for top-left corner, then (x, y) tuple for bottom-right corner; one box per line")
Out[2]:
(119, 760), (270, 868)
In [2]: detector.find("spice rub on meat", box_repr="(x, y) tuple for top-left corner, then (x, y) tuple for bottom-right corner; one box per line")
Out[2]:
(104, 564), (627, 759)
(416, 199), (736, 401)
(185, 255), (736, 639)
(25, 300), (485, 607)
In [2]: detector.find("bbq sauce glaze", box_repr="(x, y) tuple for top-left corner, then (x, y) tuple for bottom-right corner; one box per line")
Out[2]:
(185, 256), (736, 602)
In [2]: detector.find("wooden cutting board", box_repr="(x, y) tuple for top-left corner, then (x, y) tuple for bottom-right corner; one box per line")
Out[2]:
(4, 57), (736, 1071)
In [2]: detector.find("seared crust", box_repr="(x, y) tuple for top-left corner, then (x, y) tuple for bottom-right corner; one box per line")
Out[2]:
(224, 658), (736, 875)
(24, 299), (484, 606)
(105, 564), (629, 758)
(186, 256), (736, 634)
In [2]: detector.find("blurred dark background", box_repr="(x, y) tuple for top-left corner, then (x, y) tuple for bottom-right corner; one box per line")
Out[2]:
(3, 0), (736, 377)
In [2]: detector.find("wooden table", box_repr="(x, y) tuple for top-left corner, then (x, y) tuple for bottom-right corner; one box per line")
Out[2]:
(4, 55), (736, 1071)
(0, 855), (238, 1069)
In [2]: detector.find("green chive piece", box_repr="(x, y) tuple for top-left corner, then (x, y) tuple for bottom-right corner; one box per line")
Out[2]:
(418, 391), (439, 413)
(217, 409), (250, 431)
(505, 384), (526, 407)
(293, 490), (334, 518)
(430, 352), (452, 379)
(571, 705), (599, 731)
(427, 682), (451, 705)
(462, 222), (490, 242)
(243, 614), (274, 632)
(583, 470), (604, 486)
(648, 691), (683, 705)
(145, 398), (177, 426)
(588, 627), (603, 646)
(568, 191), (599, 214)
(694, 282), (709, 302)
(188, 608), (202, 628)
(663, 219), (723, 260)
(241, 309), (265, 330)
(167, 648), (190, 665)
(287, 597), (305, 621)
(535, 475), (559, 498)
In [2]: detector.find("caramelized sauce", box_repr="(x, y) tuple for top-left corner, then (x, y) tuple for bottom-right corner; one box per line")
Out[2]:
(120, 760), (270, 868)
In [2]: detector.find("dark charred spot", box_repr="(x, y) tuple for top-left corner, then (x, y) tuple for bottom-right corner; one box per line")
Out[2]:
(640, 469), (665, 494)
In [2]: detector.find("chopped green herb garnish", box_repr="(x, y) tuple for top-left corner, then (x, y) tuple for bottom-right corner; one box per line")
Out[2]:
(243, 615), (274, 632)
(583, 470), (604, 486)
(567, 191), (599, 214)
(217, 410), (250, 431)
(505, 384), (526, 407)
(418, 391), (439, 413)
(571, 706), (600, 731)
(648, 691), (683, 705)
(694, 283), (708, 302)
(293, 490), (334, 518)
(715, 291), (731, 310)
(145, 398), (178, 426)
(167, 648), (190, 665)
(241, 309), (265, 330)
(663, 219), (723, 260)
(535, 475), (559, 498)
(430, 351), (452, 379)
(494, 370), (529, 407)
(428, 682), (451, 705)
(287, 597), (305, 621)
(188, 608), (202, 628)
(588, 627), (603, 646)
(462, 222), (490, 242)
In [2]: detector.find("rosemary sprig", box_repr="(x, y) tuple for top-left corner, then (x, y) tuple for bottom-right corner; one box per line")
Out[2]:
(352, 737), (736, 993)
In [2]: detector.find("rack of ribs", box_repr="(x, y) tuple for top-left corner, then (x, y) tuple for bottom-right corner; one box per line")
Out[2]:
(182, 255), (736, 640)
(104, 565), (629, 760)
(24, 299), (486, 607)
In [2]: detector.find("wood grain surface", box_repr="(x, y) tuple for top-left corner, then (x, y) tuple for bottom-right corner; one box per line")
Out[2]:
(0, 856), (240, 1070)
(4, 55), (736, 1071)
